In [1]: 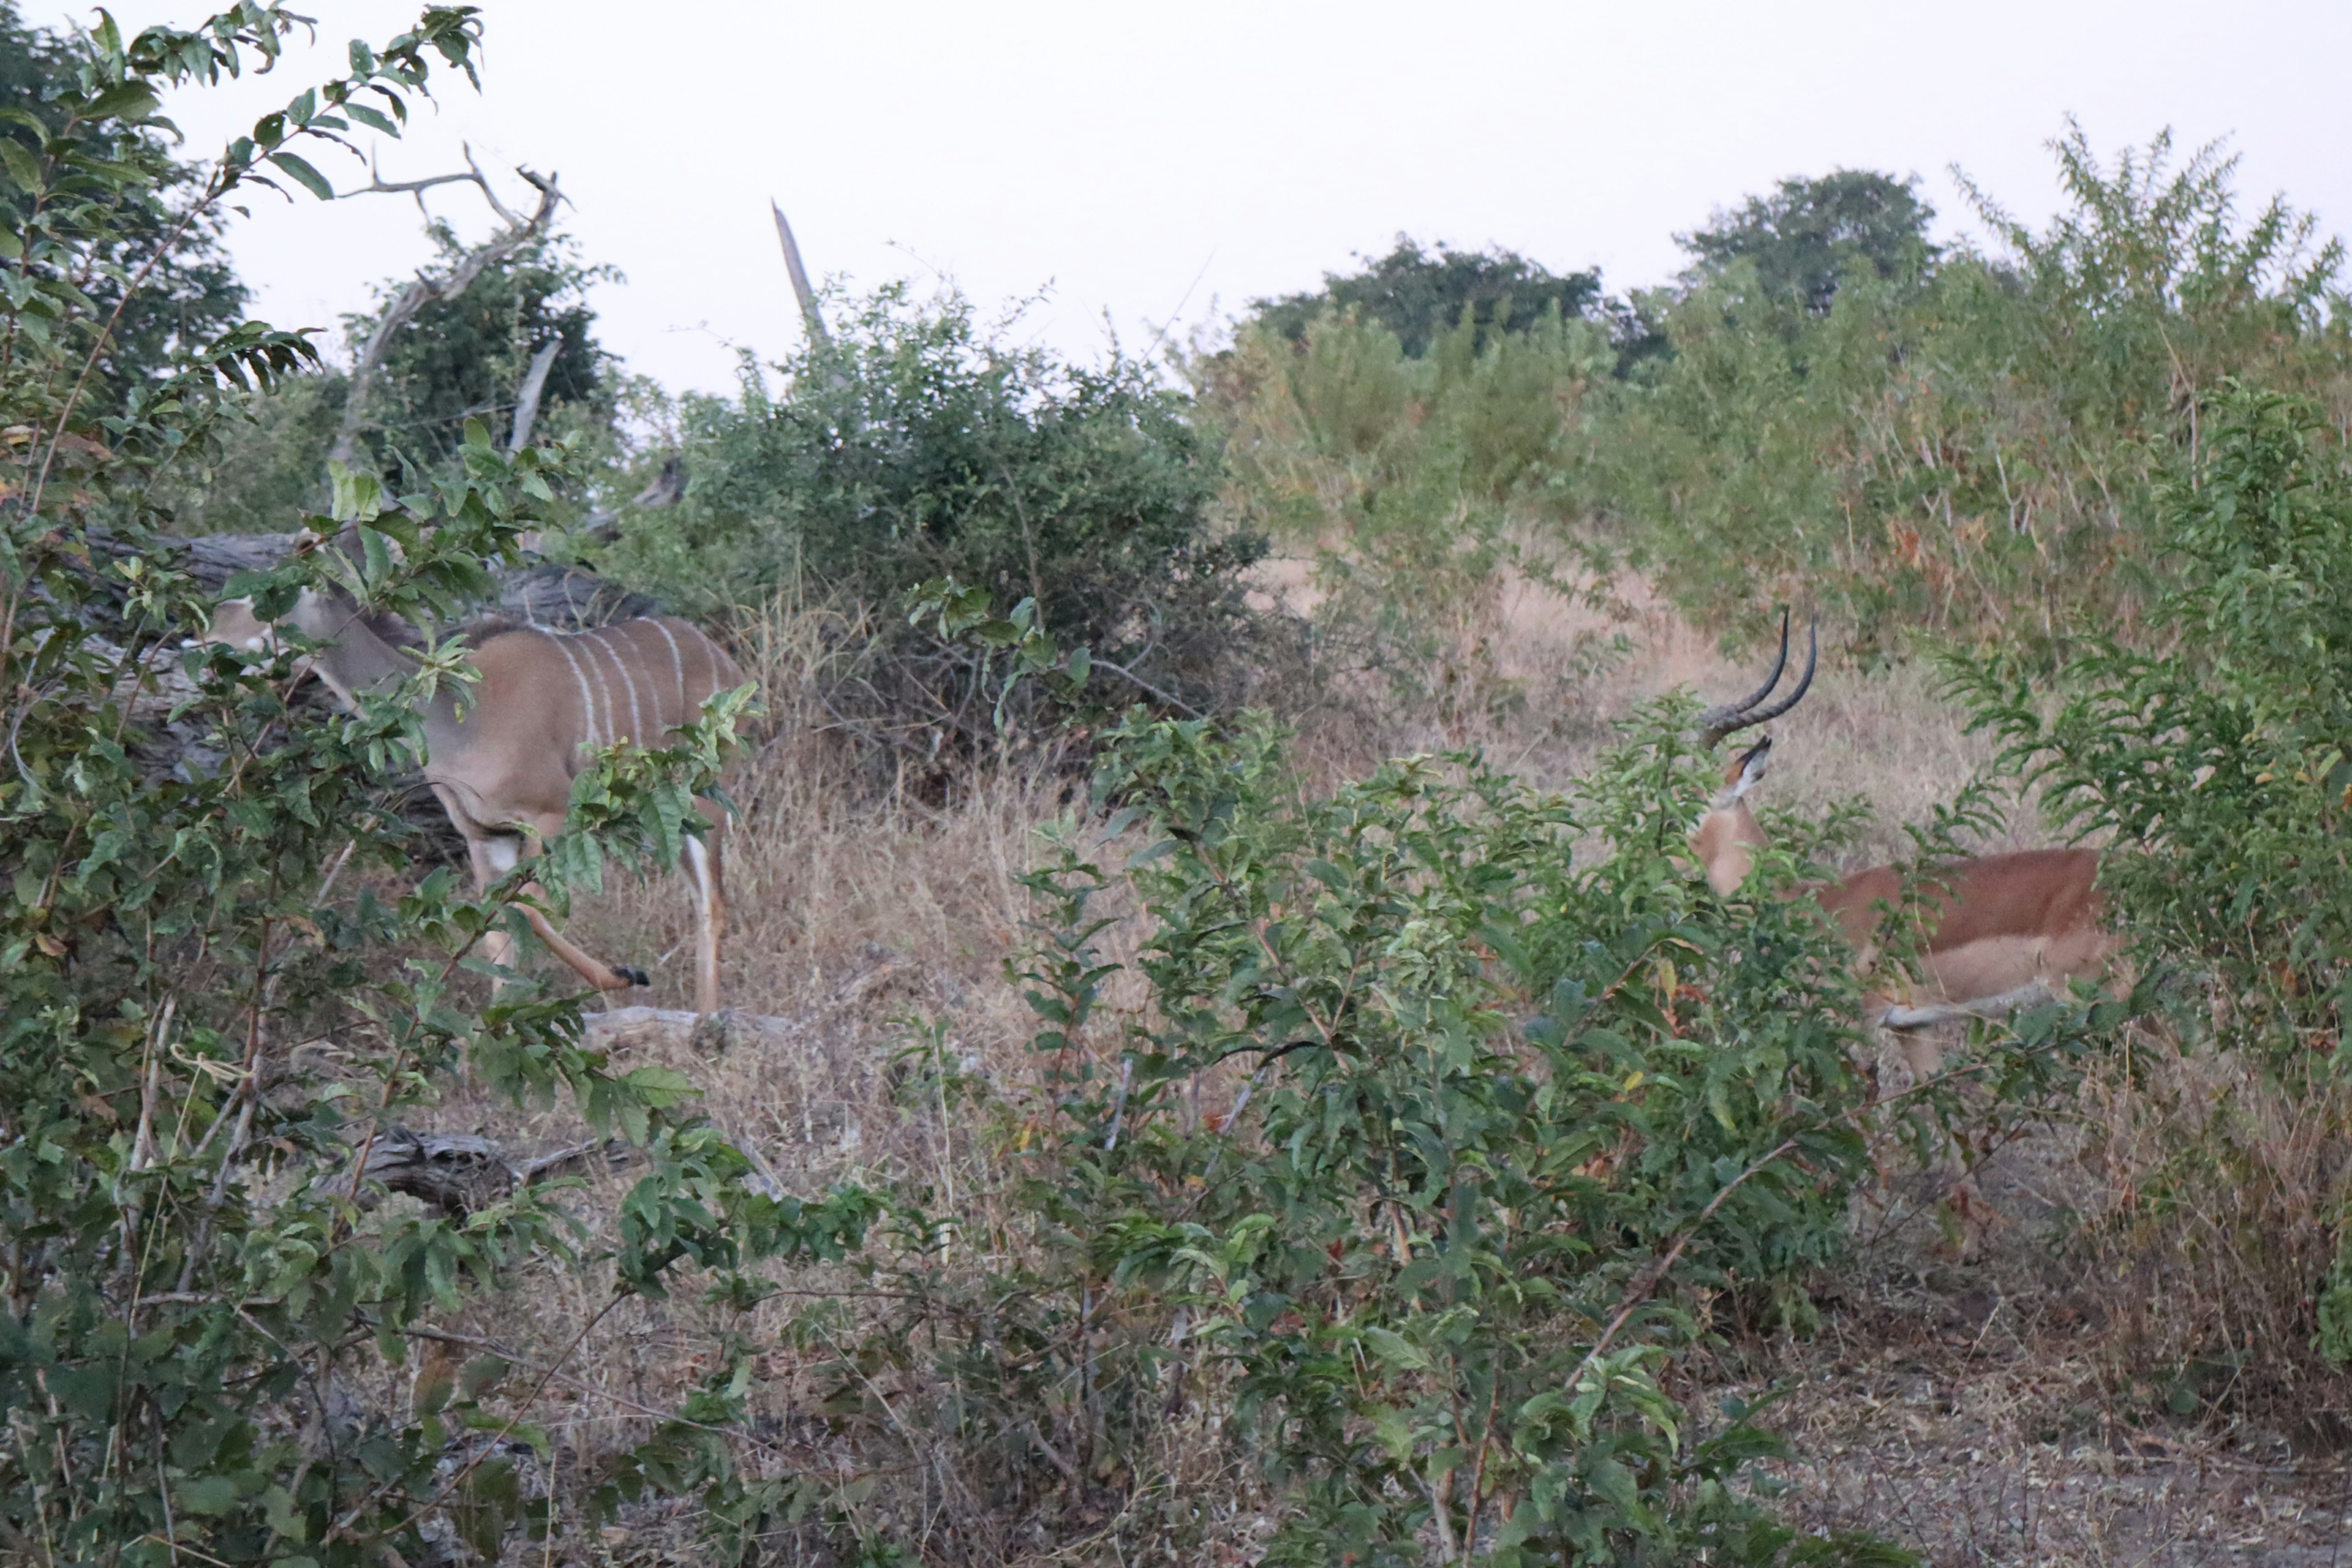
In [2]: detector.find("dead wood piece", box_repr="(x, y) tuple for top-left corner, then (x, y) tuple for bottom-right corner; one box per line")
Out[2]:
(362, 1124), (626, 1216)
(586, 961), (917, 1057)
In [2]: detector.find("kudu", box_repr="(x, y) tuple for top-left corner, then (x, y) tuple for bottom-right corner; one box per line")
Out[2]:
(1691, 616), (2113, 1034)
(206, 586), (744, 1012)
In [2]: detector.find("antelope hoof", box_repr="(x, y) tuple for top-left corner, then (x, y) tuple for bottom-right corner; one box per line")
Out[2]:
(616, 965), (651, 989)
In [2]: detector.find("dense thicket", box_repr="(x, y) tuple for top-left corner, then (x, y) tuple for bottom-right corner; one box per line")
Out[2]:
(1205, 127), (2352, 661)
(0, 12), (861, 1562)
(1951, 388), (2352, 1393)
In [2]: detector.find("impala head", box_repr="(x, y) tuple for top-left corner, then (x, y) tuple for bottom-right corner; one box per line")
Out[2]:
(1691, 612), (1817, 894)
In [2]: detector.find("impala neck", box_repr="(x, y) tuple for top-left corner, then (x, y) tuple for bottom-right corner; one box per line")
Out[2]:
(289, 590), (464, 747)
(1692, 739), (1773, 895)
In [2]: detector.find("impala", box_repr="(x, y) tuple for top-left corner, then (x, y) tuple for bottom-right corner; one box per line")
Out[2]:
(206, 585), (744, 1012)
(1691, 616), (2113, 1034)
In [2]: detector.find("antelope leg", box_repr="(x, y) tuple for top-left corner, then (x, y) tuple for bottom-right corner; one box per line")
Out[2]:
(682, 814), (725, 1015)
(512, 882), (648, 993)
(464, 834), (525, 984)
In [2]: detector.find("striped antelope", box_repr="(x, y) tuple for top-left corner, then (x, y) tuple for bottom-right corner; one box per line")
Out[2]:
(1691, 616), (2114, 1035)
(206, 587), (744, 1012)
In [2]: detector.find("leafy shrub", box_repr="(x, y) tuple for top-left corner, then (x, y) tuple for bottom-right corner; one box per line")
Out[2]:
(1952, 385), (2352, 1404)
(777, 691), (2129, 1562)
(607, 282), (1263, 760)
(0, 0), (247, 401)
(1198, 305), (1615, 718)
(1, 12), (875, 1561)
(1567, 126), (2352, 654)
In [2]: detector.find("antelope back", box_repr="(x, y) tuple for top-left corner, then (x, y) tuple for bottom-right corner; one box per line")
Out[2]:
(463, 616), (742, 760)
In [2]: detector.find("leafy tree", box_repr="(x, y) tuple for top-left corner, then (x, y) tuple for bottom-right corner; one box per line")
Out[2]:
(0, 10), (878, 1561)
(1252, 236), (1603, 357)
(1679, 170), (1937, 314)
(0, 0), (247, 399)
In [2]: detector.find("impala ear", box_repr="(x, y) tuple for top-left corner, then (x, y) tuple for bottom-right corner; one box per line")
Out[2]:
(1727, 735), (1772, 798)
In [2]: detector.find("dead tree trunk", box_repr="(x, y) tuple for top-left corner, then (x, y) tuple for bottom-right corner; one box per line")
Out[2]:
(771, 200), (829, 347)
(507, 336), (564, 454)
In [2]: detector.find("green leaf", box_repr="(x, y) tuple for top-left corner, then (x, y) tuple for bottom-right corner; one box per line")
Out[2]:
(1362, 1326), (1431, 1371)
(85, 82), (159, 123)
(266, 150), (335, 201)
(0, 140), (43, 195)
(622, 1065), (699, 1107)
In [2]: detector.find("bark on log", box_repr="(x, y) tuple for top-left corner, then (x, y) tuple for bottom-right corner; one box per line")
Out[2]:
(361, 1124), (628, 1217)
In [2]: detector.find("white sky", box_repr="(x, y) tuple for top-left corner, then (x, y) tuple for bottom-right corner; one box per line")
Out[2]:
(53, 1), (2352, 395)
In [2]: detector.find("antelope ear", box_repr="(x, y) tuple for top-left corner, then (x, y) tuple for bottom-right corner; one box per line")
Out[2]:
(1730, 735), (1773, 796)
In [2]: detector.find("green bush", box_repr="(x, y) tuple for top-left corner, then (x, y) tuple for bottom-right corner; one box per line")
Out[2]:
(606, 282), (1262, 757)
(1951, 386), (2352, 1378)
(786, 694), (2120, 1562)
(1198, 304), (1615, 712)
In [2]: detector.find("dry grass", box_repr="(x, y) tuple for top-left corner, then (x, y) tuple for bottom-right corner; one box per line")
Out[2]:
(386, 571), (2352, 1564)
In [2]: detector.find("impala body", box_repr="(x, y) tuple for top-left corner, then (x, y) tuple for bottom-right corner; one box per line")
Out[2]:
(209, 588), (743, 1012)
(1692, 619), (2114, 1033)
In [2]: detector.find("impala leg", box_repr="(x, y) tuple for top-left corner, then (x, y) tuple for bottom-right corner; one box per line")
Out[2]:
(682, 804), (726, 1014)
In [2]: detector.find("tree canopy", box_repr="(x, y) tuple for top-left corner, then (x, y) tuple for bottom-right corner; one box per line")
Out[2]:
(1250, 235), (1603, 356)
(0, 0), (247, 398)
(1678, 168), (1937, 312)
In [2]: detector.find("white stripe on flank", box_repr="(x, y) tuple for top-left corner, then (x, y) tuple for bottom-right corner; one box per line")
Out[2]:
(545, 632), (600, 748)
(649, 619), (688, 728)
(585, 631), (620, 745)
(596, 627), (647, 744)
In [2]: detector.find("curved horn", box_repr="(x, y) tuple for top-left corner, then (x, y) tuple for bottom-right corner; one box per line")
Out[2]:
(1695, 610), (1790, 746)
(1716, 620), (1817, 741)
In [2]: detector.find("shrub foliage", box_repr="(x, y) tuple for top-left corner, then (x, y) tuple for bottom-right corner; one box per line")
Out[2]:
(1, 11), (872, 1562)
